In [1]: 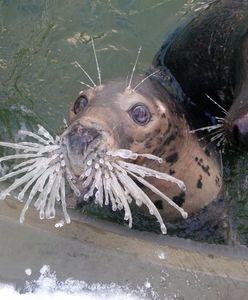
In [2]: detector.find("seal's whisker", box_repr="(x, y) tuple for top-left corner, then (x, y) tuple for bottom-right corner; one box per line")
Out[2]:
(190, 123), (222, 134)
(12, 158), (41, 171)
(91, 38), (102, 86)
(115, 169), (167, 234)
(127, 46), (142, 90)
(210, 132), (225, 143)
(205, 94), (229, 116)
(37, 125), (55, 143)
(219, 149), (224, 177)
(60, 176), (71, 224)
(79, 80), (94, 89)
(73, 61), (96, 88)
(65, 167), (81, 197)
(217, 135), (226, 148)
(132, 70), (159, 92)
(118, 163), (187, 219)
(198, 128), (224, 141)
(116, 160), (185, 191)
(102, 173), (110, 206)
(17, 166), (48, 201)
(105, 175), (117, 211)
(0, 154), (41, 164)
(94, 168), (104, 206)
(110, 172), (132, 227)
(0, 125), (73, 224)
(215, 116), (225, 123)
(202, 130), (226, 150)
(18, 130), (50, 145)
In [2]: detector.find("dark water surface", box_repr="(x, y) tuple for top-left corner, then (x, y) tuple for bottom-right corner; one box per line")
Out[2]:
(0, 0), (247, 245)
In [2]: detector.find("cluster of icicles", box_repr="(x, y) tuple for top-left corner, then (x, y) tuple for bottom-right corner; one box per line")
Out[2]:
(0, 125), (188, 234)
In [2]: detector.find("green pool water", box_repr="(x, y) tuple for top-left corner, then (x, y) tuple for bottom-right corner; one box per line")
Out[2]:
(0, 0), (247, 245)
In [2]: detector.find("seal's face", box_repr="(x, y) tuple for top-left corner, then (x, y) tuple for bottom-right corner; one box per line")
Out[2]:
(63, 79), (172, 177)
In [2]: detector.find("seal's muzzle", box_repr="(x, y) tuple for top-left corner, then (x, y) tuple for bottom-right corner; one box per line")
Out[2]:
(62, 124), (103, 177)
(68, 125), (100, 156)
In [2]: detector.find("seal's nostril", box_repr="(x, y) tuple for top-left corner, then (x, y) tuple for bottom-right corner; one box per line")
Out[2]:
(232, 124), (240, 146)
(68, 126), (100, 155)
(232, 116), (248, 148)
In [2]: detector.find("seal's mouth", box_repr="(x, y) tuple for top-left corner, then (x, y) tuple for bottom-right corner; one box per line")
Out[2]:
(0, 124), (188, 234)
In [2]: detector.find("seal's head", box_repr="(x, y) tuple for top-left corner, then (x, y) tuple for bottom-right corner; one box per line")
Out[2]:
(61, 75), (222, 220)
(63, 78), (172, 175)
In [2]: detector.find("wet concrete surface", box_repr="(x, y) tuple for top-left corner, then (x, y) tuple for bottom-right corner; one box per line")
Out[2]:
(0, 197), (248, 300)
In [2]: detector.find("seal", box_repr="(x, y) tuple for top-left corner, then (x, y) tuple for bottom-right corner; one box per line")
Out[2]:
(153, 0), (248, 149)
(63, 73), (222, 220)
(0, 2), (230, 232)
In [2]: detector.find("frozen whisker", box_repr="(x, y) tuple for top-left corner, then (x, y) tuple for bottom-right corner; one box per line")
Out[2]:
(0, 126), (70, 224)
(0, 153), (42, 164)
(109, 172), (132, 227)
(107, 149), (163, 163)
(37, 125), (55, 143)
(65, 166), (81, 197)
(0, 125), (187, 234)
(19, 141), (45, 148)
(12, 158), (42, 171)
(115, 169), (167, 234)
(76, 148), (187, 234)
(116, 160), (185, 191)
(0, 141), (42, 152)
(127, 46), (142, 90)
(18, 130), (50, 145)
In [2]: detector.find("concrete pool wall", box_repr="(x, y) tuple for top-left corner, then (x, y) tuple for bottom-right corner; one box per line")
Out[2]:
(0, 197), (247, 299)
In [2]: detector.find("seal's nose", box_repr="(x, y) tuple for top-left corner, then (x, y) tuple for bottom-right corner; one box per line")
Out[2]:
(68, 125), (100, 155)
(232, 114), (248, 148)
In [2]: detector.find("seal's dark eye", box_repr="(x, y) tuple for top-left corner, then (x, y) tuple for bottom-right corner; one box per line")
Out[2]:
(129, 104), (151, 125)
(73, 95), (88, 114)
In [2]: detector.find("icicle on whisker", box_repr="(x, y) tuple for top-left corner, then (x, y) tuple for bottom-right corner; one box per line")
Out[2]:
(0, 153), (42, 164)
(109, 172), (132, 227)
(115, 169), (167, 234)
(125, 168), (188, 220)
(18, 130), (50, 145)
(60, 176), (71, 224)
(117, 160), (185, 191)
